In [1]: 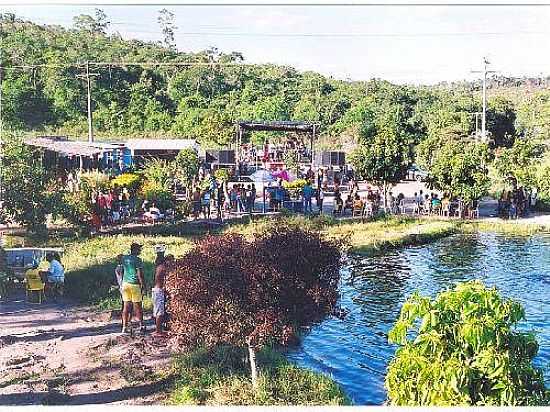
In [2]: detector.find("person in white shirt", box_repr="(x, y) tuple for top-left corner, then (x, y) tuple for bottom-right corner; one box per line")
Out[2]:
(40, 252), (64, 302)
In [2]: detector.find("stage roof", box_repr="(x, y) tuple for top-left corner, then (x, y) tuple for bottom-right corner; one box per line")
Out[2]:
(237, 121), (319, 133)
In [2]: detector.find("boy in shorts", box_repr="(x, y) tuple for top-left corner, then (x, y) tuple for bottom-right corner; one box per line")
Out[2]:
(120, 243), (146, 335)
(152, 254), (173, 337)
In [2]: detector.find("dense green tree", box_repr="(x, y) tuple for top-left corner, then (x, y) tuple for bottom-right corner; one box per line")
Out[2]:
(425, 132), (490, 202)
(174, 148), (200, 190)
(73, 9), (110, 35)
(0, 12), (548, 159)
(349, 102), (414, 210)
(487, 96), (516, 147)
(516, 90), (550, 142)
(0, 135), (58, 233)
(492, 138), (544, 189)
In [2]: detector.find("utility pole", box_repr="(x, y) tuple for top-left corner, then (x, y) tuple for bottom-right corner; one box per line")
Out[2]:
(77, 61), (99, 143)
(471, 57), (498, 142)
(472, 111), (482, 137)
(0, 66), (3, 203)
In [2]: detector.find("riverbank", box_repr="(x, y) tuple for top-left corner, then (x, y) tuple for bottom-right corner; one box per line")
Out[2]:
(168, 345), (349, 405)
(4, 214), (550, 310)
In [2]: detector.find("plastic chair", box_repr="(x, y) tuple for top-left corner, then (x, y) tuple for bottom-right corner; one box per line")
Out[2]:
(25, 269), (45, 304)
(352, 202), (364, 217)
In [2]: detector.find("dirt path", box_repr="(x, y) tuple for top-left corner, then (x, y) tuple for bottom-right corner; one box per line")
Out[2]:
(0, 292), (174, 406)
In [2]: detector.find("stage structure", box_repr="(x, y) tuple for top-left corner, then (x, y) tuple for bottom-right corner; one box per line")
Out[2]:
(235, 120), (320, 172)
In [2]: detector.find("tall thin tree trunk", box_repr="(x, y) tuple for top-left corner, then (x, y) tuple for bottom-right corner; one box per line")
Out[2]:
(383, 182), (389, 213)
(247, 341), (258, 388)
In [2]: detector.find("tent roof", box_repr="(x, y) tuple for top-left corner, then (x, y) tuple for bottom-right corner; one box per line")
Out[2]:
(237, 121), (319, 133)
(125, 139), (199, 151)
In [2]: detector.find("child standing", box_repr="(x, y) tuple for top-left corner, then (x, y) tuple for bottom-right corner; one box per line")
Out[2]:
(152, 254), (173, 337)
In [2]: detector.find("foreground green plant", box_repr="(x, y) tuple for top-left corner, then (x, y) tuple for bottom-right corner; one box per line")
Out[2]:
(386, 281), (548, 406)
(169, 345), (349, 405)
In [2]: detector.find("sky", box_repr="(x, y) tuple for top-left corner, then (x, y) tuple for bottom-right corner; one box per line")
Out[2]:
(2, 3), (550, 84)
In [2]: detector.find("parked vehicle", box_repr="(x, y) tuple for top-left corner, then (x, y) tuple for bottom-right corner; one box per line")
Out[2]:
(407, 165), (429, 182)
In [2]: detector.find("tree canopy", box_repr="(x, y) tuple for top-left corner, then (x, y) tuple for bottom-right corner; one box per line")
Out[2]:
(1, 13), (548, 152)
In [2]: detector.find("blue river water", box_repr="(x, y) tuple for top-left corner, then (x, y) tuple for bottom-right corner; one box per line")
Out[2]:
(286, 232), (550, 405)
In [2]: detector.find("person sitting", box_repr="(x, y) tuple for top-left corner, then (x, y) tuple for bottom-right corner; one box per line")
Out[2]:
(344, 194), (354, 214)
(333, 192), (343, 215)
(144, 202), (164, 222)
(352, 194), (364, 216)
(40, 252), (64, 302)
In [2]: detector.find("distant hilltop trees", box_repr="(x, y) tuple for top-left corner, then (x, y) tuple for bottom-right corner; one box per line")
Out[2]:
(0, 12), (548, 150)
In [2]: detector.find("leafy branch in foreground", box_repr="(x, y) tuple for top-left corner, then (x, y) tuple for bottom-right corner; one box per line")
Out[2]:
(386, 281), (548, 406)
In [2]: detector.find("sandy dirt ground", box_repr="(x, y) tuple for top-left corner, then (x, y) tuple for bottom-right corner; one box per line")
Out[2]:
(0, 292), (174, 406)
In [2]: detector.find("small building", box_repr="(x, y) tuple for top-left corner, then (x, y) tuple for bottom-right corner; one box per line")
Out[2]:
(25, 136), (126, 173)
(25, 136), (202, 173)
(125, 139), (200, 167)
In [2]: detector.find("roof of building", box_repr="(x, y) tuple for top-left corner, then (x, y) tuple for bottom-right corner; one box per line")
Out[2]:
(237, 120), (320, 133)
(25, 137), (122, 157)
(124, 139), (199, 151)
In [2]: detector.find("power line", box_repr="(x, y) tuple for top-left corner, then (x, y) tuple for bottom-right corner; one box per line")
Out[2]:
(168, 30), (550, 38)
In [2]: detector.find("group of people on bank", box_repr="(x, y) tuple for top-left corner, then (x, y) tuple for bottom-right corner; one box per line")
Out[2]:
(114, 243), (172, 337)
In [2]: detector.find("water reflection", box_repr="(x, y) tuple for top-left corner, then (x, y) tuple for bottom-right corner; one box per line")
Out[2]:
(286, 233), (550, 405)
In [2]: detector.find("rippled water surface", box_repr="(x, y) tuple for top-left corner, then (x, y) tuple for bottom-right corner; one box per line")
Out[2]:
(286, 232), (550, 405)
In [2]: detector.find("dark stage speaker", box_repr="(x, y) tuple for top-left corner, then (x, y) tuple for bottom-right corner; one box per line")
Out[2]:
(219, 150), (235, 164)
(318, 151), (346, 166)
(206, 149), (235, 164)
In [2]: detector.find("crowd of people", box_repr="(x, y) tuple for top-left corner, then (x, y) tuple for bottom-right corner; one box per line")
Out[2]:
(497, 186), (534, 219)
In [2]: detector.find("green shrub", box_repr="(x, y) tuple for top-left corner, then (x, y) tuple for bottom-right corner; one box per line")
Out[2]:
(80, 171), (110, 192)
(386, 281), (548, 406)
(61, 191), (93, 228)
(140, 180), (175, 210)
(214, 168), (230, 182)
(282, 179), (308, 190)
(110, 172), (142, 191)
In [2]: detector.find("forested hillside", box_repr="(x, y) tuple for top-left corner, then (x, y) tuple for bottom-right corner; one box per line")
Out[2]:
(0, 11), (548, 149)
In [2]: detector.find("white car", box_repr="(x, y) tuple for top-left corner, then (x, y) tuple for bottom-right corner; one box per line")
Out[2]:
(407, 165), (429, 182)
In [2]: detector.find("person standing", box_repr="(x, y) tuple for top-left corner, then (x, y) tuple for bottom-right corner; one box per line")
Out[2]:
(114, 254), (128, 315)
(152, 254), (173, 337)
(317, 168), (323, 190)
(317, 185), (325, 214)
(302, 181), (314, 214)
(120, 243), (146, 335)
(249, 183), (256, 213)
(306, 166), (315, 182)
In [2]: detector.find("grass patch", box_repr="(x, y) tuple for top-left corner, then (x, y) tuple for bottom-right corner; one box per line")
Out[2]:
(58, 234), (195, 309)
(460, 220), (550, 236)
(168, 345), (349, 406)
(322, 216), (460, 255)
(6, 214), (549, 310)
(0, 372), (40, 389)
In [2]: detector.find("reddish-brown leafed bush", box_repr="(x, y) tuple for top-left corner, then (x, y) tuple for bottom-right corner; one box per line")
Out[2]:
(165, 222), (342, 350)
